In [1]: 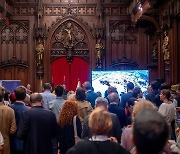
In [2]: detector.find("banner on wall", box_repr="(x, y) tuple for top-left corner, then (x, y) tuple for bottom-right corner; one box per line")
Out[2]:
(0, 80), (21, 93)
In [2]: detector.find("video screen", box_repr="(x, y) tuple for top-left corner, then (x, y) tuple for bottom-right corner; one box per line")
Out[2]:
(92, 70), (149, 97)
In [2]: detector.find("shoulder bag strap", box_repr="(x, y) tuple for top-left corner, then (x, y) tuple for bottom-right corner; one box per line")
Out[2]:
(73, 115), (78, 137)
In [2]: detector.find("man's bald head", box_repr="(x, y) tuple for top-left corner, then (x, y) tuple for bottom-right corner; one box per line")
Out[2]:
(30, 93), (43, 104)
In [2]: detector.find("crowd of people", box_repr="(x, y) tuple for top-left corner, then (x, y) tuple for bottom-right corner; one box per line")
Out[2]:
(0, 80), (180, 154)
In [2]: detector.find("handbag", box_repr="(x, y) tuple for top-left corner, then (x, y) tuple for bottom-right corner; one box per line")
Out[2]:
(73, 115), (80, 144)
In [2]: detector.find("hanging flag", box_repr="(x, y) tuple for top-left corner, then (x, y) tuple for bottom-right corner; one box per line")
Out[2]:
(62, 76), (66, 89)
(51, 76), (54, 91)
(39, 78), (43, 92)
(76, 78), (81, 89)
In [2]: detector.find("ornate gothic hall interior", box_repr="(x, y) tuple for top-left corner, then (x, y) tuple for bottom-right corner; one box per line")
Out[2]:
(0, 0), (179, 91)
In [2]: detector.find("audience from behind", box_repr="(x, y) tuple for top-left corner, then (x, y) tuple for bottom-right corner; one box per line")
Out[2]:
(132, 109), (169, 154)
(40, 83), (56, 109)
(121, 99), (167, 152)
(82, 97), (122, 142)
(49, 85), (65, 120)
(58, 100), (82, 154)
(17, 93), (58, 154)
(10, 86), (28, 154)
(120, 82), (134, 108)
(0, 132), (3, 154)
(0, 86), (16, 154)
(82, 81), (98, 108)
(108, 92), (127, 129)
(158, 89), (176, 139)
(145, 80), (159, 102)
(67, 107), (130, 154)
(75, 87), (93, 125)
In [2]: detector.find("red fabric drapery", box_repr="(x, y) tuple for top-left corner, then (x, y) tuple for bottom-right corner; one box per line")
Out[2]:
(51, 57), (89, 91)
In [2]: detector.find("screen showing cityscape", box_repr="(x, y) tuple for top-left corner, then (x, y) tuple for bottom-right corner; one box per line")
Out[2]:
(92, 70), (149, 97)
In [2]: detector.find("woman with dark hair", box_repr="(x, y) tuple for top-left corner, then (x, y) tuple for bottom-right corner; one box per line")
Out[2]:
(75, 87), (93, 125)
(58, 100), (82, 154)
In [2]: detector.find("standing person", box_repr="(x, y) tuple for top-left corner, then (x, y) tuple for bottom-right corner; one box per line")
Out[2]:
(40, 83), (56, 109)
(17, 93), (58, 154)
(132, 109), (169, 154)
(49, 85), (65, 120)
(82, 81), (98, 108)
(108, 92), (127, 129)
(75, 87), (93, 125)
(120, 82), (134, 109)
(145, 80), (159, 102)
(0, 86), (16, 154)
(158, 89), (176, 139)
(58, 100), (82, 154)
(82, 97), (122, 143)
(67, 108), (130, 154)
(10, 86), (29, 154)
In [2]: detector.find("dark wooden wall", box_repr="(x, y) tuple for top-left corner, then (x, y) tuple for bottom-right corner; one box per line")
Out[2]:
(0, 0), (179, 92)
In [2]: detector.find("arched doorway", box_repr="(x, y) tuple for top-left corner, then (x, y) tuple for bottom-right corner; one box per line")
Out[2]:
(49, 19), (92, 91)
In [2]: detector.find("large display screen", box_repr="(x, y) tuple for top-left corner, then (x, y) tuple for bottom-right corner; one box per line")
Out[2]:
(92, 70), (149, 97)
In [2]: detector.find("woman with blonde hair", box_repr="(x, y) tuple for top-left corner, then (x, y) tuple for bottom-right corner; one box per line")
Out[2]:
(66, 107), (129, 154)
(58, 100), (82, 154)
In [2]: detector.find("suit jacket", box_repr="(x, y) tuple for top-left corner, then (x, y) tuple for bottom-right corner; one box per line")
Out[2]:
(120, 92), (133, 108)
(10, 102), (29, 151)
(17, 106), (58, 154)
(0, 103), (16, 154)
(81, 112), (122, 142)
(108, 103), (127, 128)
(86, 90), (98, 108)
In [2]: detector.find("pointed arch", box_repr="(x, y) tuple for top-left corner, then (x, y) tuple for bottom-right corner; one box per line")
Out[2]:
(45, 16), (94, 82)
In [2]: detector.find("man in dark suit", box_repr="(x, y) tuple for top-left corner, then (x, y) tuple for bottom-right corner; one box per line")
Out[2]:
(120, 82), (134, 109)
(82, 81), (98, 108)
(17, 93), (58, 154)
(108, 92), (127, 129)
(10, 86), (29, 154)
(81, 97), (122, 142)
